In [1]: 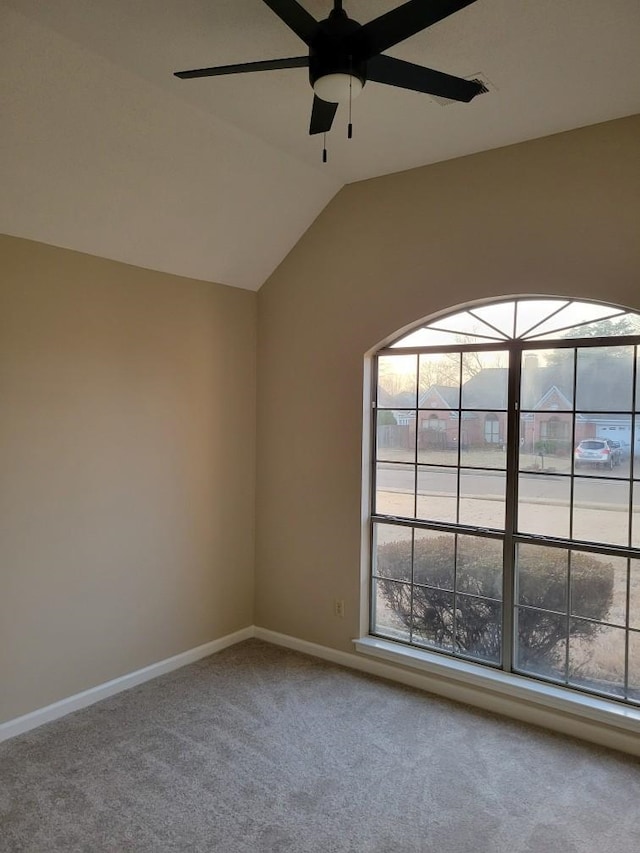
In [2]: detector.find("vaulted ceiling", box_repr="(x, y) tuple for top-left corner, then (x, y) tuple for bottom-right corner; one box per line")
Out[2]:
(2, 1), (640, 290)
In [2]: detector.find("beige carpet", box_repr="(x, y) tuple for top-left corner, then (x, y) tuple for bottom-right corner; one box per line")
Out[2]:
(1, 639), (639, 852)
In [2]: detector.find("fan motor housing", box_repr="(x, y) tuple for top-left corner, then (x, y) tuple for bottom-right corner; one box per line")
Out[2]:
(308, 12), (367, 89)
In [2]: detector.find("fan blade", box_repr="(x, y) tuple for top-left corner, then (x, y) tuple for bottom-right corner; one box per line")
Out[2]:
(174, 56), (308, 79)
(367, 54), (485, 102)
(351, 0), (479, 60)
(309, 96), (338, 135)
(262, 0), (318, 45)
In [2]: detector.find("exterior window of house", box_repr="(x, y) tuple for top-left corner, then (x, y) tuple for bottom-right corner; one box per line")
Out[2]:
(541, 416), (567, 440)
(540, 415), (570, 454)
(484, 413), (500, 444)
(371, 298), (640, 706)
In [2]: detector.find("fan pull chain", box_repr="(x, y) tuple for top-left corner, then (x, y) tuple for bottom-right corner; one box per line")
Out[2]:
(348, 57), (353, 139)
(323, 132), (327, 163)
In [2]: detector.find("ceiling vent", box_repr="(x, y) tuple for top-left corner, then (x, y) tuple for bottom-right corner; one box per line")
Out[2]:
(430, 72), (493, 106)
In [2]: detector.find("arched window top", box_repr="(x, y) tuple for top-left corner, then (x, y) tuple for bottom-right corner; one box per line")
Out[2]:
(390, 298), (640, 349)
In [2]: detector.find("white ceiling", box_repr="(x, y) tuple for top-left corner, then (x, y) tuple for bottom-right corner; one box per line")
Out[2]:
(2, 0), (640, 290)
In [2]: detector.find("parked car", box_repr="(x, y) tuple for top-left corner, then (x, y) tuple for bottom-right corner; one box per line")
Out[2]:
(574, 439), (621, 470)
(608, 439), (629, 459)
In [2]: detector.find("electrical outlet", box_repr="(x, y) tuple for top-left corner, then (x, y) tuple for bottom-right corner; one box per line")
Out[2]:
(334, 599), (345, 618)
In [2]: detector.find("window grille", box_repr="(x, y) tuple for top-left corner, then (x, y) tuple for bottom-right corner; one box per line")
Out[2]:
(371, 298), (640, 705)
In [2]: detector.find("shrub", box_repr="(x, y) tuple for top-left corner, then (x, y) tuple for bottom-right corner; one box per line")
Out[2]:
(377, 410), (398, 426)
(534, 439), (572, 457)
(376, 535), (614, 667)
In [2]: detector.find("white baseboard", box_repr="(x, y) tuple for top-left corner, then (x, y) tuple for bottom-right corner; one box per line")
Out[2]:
(0, 626), (255, 743)
(3, 624), (638, 756)
(254, 627), (640, 757)
(254, 626), (363, 668)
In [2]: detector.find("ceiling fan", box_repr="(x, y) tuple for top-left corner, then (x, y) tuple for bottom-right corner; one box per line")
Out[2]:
(174, 0), (486, 138)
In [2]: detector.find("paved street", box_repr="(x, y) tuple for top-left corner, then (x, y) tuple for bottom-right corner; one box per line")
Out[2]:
(375, 463), (639, 545)
(376, 463), (633, 503)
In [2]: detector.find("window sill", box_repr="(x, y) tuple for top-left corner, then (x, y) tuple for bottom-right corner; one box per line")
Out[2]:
(354, 636), (640, 738)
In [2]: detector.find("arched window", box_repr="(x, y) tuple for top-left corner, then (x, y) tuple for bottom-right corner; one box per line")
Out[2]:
(371, 297), (640, 706)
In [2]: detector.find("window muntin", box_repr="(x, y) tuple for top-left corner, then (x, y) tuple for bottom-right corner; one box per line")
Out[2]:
(372, 298), (640, 706)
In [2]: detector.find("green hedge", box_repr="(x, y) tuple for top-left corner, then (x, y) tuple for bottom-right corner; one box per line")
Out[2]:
(534, 439), (572, 457)
(376, 535), (614, 667)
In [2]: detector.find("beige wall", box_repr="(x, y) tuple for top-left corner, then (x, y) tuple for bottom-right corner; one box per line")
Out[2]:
(2, 115), (639, 726)
(255, 115), (640, 651)
(0, 236), (256, 723)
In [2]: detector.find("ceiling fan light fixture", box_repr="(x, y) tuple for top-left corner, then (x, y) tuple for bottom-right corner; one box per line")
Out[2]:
(313, 73), (363, 104)
(175, 0), (488, 138)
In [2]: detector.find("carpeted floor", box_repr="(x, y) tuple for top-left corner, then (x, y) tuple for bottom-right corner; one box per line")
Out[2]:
(1, 639), (639, 852)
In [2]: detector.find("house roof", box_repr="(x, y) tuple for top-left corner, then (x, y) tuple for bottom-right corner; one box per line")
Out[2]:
(384, 352), (638, 415)
(419, 385), (460, 409)
(378, 389), (416, 409)
(461, 368), (509, 410)
(522, 355), (635, 411)
(2, 1), (640, 290)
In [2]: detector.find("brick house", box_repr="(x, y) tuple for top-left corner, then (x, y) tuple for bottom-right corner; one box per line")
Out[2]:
(384, 351), (636, 455)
